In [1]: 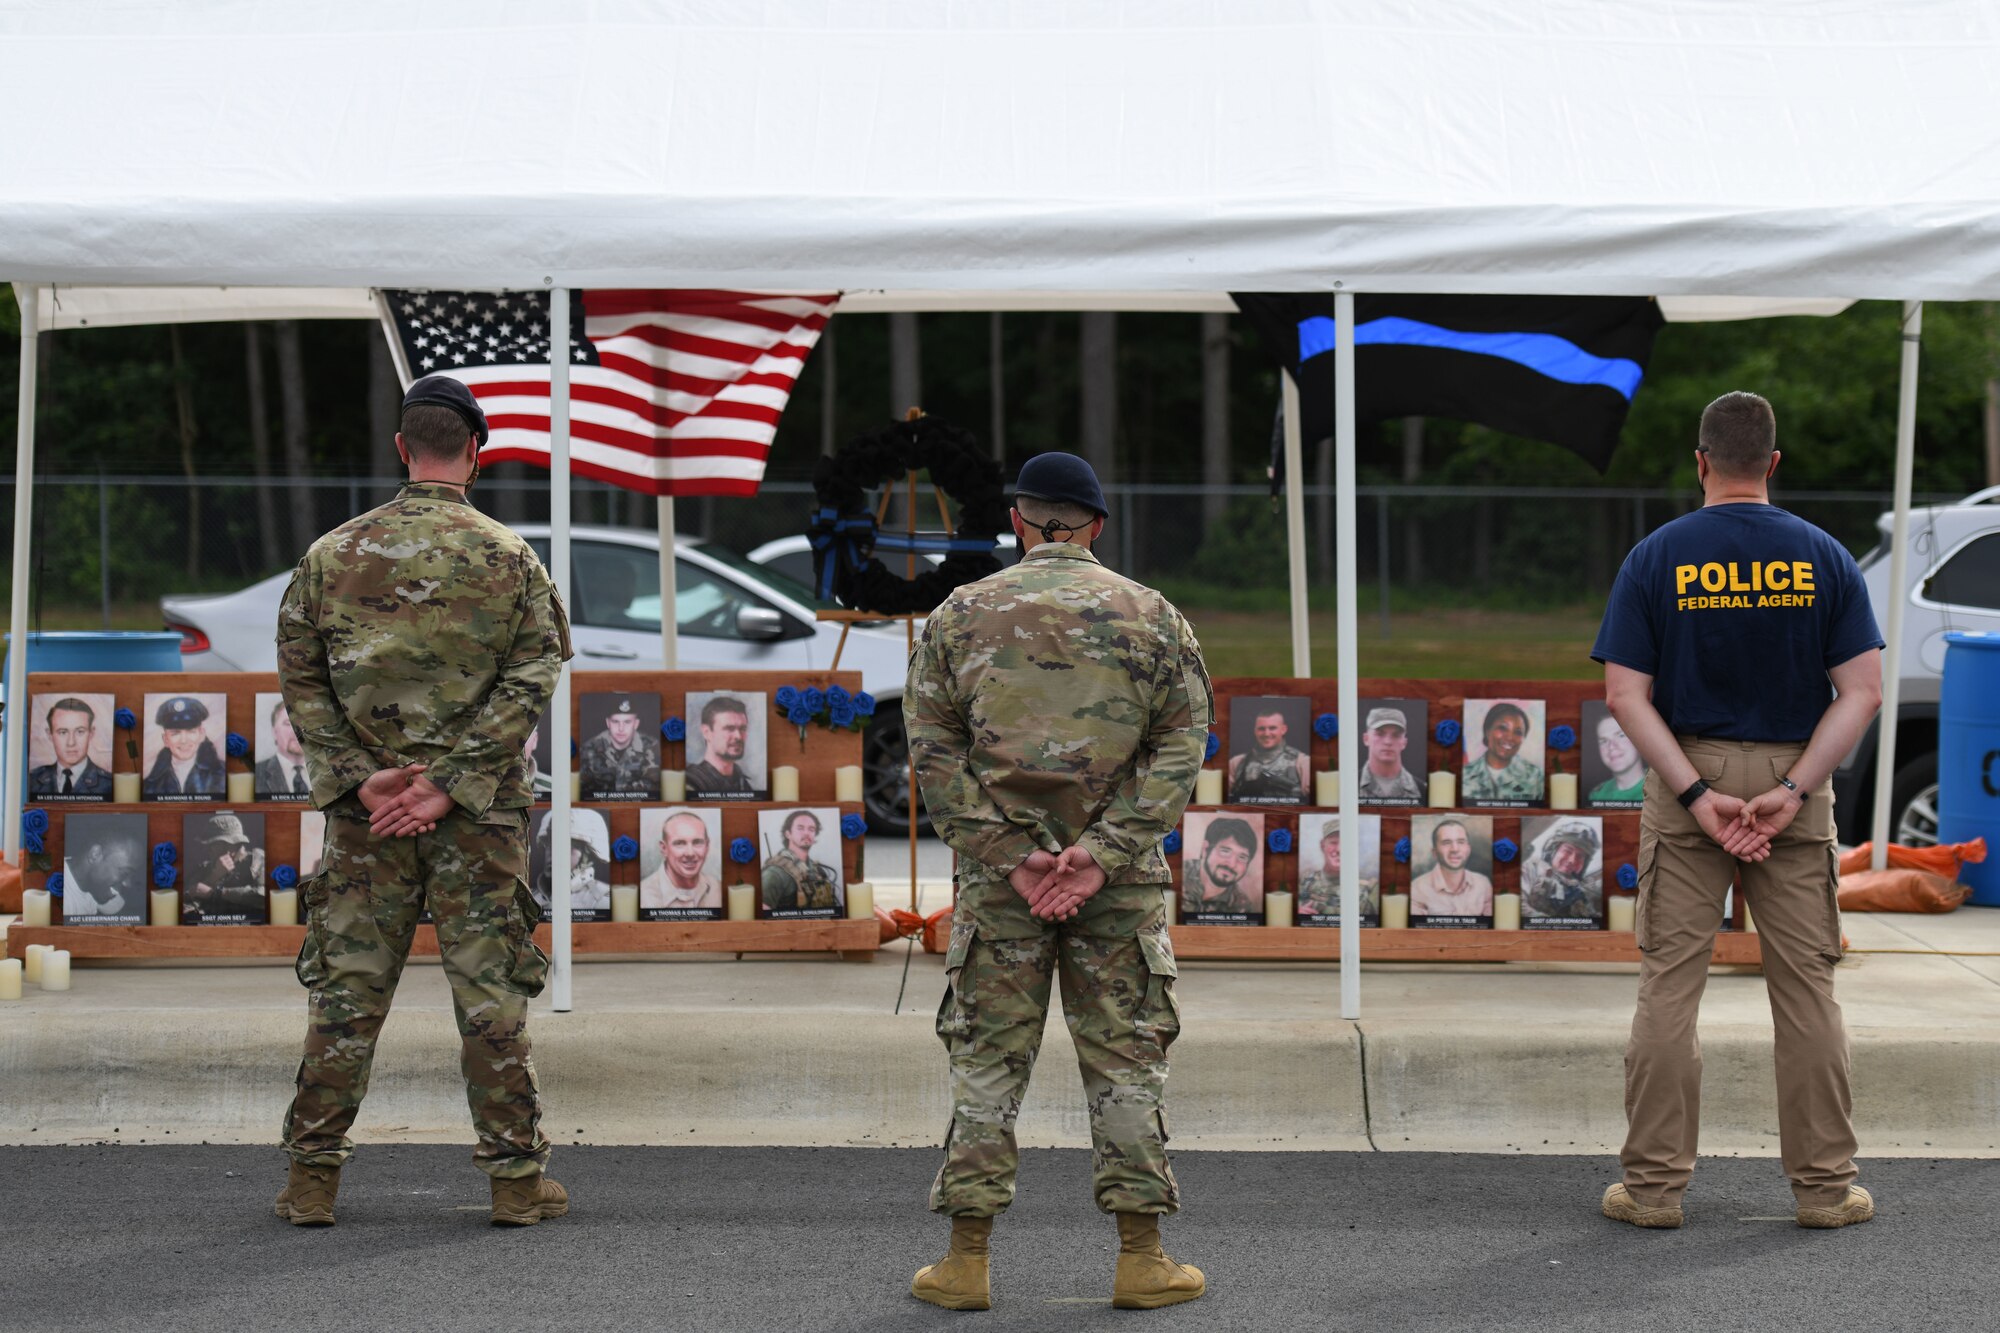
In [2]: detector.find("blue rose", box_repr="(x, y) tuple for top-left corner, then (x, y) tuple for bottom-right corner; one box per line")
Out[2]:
(272, 864), (298, 889)
(830, 701), (857, 729)
(45, 872), (64, 897)
(225, 732), (250, 759)
(787, 703), (815, 727)
(1616, 863), (1639, 891)
(826, 684), (852, 708)
(853, 692), (877, 717)
(1162, 829), (1182, 855)
(1494, 838), (1519, 864)
(114, 707), (137, 730)
(1314, 713), (1338, 741)
(1436, 719), (1461, 746)
(841, 813), (866, 840)
(801, 687), (826, 714)
(1394, 836), (1412, 864)
(153, 862), (178, 889)
(729, 837), (755, 865)
(1549, 725), (1577, 751)
(152, 841), (177, 866)
(23, 831), (42, 855)
(22, 809), (49, 836)
(662, 716), (687, 742)
(1205, 731), (1220, 761)
(612, 836), (639, 862)
(1268, 828), (1293, 855)
(570, 738), (580, 759)
(775, 685), (801, 710)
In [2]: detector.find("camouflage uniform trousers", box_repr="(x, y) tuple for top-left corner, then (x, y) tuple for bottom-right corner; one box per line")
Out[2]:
(283, 808), (552, 1180)
(931, 880), (1181, 1218)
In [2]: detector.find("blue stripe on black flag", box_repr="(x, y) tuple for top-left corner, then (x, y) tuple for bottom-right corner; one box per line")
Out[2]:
(1296, 315), (1645, 399)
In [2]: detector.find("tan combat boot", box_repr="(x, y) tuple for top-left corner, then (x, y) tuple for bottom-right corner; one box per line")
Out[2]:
(1111, 1213), (1205, 1310)
(1797, 1185), (1874, 1229)
(911, 1216), (992, 1311)
(273, 1161), (340, 1227)
(490, 1173), (570, 1226)
(1601, 1183), (1684, 1229)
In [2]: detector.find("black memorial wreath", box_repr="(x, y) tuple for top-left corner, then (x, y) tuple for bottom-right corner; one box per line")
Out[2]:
(807, 415), (1008, 615)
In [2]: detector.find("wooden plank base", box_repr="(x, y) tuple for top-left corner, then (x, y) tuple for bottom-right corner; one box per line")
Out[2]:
(1169, 925), (1762, 966)
(5, 919), (883, 962)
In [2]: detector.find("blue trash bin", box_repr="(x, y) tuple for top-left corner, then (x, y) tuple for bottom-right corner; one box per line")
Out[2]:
(1938, 630), (2000, 907)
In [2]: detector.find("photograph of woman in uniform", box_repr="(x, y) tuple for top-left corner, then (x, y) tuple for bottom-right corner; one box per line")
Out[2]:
(1520, 815), (1604, 930)
(639, 807), (723, 919)
(254, 694), (312, 802)
(579, 692), (661, 801)
(758, 807), (843, 918)
(1581, 700), (1647, 809)
(141, 693), (228, 801)
(59, 813), (148, 925)
(1179, 811), (1265, 924)
(27, 692), (115, 801)
(1225, 695), (1310, 805)
(687, 691), (768, 801)
(1409, 813), (1495, 928)
(528, 809), (612, 922)
(182, 812), (268, 924)
(1460, 699), (1546, 808)
(1296, 813), (1381, 926)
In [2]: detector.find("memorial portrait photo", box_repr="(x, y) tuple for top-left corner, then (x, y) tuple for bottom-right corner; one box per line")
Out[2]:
(1460, 698), (1546, 808)
(182, 812), (267, 924)
(639, 807), (723, 919)
(1226, 695), (1310, 805)
(1581, 700), (1646, 809)
(60, 812), (148, 925)
(1409, 813), (1495, 928)
(579, 692), (661, 801)
(687, 691), (768, 801)
(141, 692), (228, 801)
(1521, 815), (1604, 930)
(528, 808), (612, 922)
(1180, 810), (1265, 924)
(27, 692), (115, 802)
(1356, 699), (1427, 806)
(254, 693), (311, 801)
(298, 811), (327, 880)
(758, 807), (843, 918)
(1296, 813), (1381, 925)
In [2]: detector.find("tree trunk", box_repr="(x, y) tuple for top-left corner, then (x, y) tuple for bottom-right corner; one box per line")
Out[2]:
(1080, 312), (1118, 477)
(1401, 417), (1425, 585)
(1201, 312), (1230, 529)
(889, 312), (922, 418)
(273, 320), (317, 541)
(989, 312), (1006, 463)
(244, 325), (282, 570)
(168, 327), (202, 581)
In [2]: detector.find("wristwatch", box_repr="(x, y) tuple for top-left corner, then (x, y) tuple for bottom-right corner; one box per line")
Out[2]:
(1677, 778), (1710, 809)
(1777, 774), (1800, 795)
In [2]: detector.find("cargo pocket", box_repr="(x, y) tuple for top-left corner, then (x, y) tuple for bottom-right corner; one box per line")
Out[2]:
(934, 917), (977, 1046)
(1136, 927), (1181, 1053)
(502, 881), (551, 998)
(1633, 836), (1659, 953)
(293, 871), (334, 990)
(1821, 843), (1846, 963)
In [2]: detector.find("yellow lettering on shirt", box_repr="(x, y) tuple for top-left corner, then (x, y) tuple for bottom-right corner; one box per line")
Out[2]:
(1675, 564), (1699, 595)
(1793, 561), (1815, 592)
(1699, 562), (1725, 592)
(1764, 560), (1791, 591)
(1727, 562), (1755, 592)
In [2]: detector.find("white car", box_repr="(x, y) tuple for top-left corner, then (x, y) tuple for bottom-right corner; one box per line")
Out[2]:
(160, 525), (925, 834)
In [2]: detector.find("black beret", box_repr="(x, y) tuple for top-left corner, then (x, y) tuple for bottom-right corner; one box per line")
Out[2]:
(401, 375), (489, 446)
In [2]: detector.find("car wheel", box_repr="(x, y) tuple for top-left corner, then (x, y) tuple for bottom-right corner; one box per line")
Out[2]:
(862, 710), (922, 839)
(1889, 754), (1939, 848)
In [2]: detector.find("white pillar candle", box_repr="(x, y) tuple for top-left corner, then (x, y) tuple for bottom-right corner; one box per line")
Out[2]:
(1264, 891), (1295, 928)
(1549, 773), (1579, 810)
(1380, 894), (1410, 929)
(269, 889), (299, 927)
(1194, 770), (1223, 806)
(112, 773), (141, 803)
(772, 766), (801, 802)
(1742, 902), (1757, 934)
(1428, 772), (1456, 808)
(227, 772), (256, 804)
(41, 949), (71, 991)
(149, 890), (180, 927)
(611, 885), (639, 923)
(569, 773), (582, 803)
(834, 765), (865, 803)
(727, 883), (757, 922)
(661, 769), (687, 802)
(0, 957), (21, 1000)
(846, 881), (875, 919)
(1314, 771), (1341, 807)
(23, 889), (52, 927)
(1164, 889), (1179, 925)
(1608, 895), (1635, 933)
(1493, 893), (1522, 931)
(24, 943), (49, 984)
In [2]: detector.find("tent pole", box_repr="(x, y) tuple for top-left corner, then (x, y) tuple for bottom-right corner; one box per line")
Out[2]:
(1333, 292), (1361, 1021)
(1281, 373), (1311, 677)
(549, 288), (575, 1012)
(657, 495), (678, 668)
(1869, 300), (1922, 868)
(4, 285), (39, 866)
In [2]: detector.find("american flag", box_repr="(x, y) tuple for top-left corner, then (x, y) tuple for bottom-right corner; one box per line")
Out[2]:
(378, 288), (838, 496)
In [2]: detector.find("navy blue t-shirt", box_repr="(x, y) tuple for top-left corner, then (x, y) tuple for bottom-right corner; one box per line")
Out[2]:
(1591, 504), (1882, 743)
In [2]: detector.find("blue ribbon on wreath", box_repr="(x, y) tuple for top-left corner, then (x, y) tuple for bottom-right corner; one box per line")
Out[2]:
(611, 836), (639, 862)
(1616, 863), (1639, 890)
(1268, 827), (1293, 855)
(1494, 838), (1519, 864)
(662, 716), (686, 742)
(807, 507), (882, 600)
(873, 530), (1001, 558)
(841, 813), (866, 840)
(1436, 719), (1461, 746)
(225, 732), (250, 759)
(729, 837), (755, 865)
(1163, 829), (1182, 855)
(1394, 836), (1412, 864)
(272, 864), (298, 890)
(1314, 713), (1338, 741)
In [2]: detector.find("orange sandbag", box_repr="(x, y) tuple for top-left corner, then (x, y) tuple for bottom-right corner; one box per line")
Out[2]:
(1836, 867), (1969, 913)
(1838, 838), (1986, 879)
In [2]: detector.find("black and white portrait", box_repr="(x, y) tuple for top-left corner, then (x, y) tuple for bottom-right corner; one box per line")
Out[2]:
(60, 812), (148, 925)
(528, 809), (612, 922)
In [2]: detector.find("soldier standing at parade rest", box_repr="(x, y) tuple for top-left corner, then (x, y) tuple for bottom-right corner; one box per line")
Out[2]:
(905, 451), (1212, 1311)
(1593, 391), (1882, 1231)
(274, 376), (573, 1229)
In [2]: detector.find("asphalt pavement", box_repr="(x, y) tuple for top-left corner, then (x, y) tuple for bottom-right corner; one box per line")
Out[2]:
(8, 1146), (1992, 1332)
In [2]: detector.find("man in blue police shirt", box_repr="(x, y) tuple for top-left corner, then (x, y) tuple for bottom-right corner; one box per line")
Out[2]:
(1591, 391), (1882, 1231)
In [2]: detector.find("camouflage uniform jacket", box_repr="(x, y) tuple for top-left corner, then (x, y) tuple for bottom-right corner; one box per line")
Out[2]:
(907, 543), (1213, 887)
(1299, 870), (1381, 918)
(276, 482), (573, 819)
(581, 731), (660, 792)
(1523, 869), (1594, 919)
(762, 850), (839, 911)
(1462, 754), (1546, 803)
(1357, 765), (1423, 802)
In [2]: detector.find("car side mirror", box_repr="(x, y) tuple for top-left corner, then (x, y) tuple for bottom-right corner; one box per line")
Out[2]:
(736, 605), (788, 641)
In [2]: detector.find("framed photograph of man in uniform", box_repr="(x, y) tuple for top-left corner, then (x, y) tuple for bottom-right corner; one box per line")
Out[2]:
(253, 694), (312, 802)
(141, 692), (228, 802)
(1520, 815), (1604, 931)
(686, 691), (768, 802)
(1580, 700), (1646, 810)
(182, 812), (268, 924)
(1355, 699), (1427, 806)
(639, 807), (723, 920)
(757, 806), (843, 918)
(1460, 698), (1546, 809)
(578, 692), (661, 802)
(1296, 813), (1381, 927)
(527, 808), (612, 922)
(1409, 813), (1494, 929)
(1179, 810), (1265, 924)
(26, 692), (115, 802)
(299, 810), (328, 880)
(1225, 695), (1310, 805)
(59, 812), (147, 925)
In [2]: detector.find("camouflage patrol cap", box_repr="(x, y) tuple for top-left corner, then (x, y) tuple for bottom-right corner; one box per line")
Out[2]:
(1364, 707), (1408, 732)
(156, 695), (210, 729)
(402, 375), (490, 447)
(1015, 452), (1109, 519)
(1545, 820), (1601, 859)
(204, 813), (250, 846)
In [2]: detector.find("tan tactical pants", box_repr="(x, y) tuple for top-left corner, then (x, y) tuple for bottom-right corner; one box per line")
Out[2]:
(1623, 736), (1856, 1209)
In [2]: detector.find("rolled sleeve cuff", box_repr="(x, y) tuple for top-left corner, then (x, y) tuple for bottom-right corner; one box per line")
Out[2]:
(1078, 830), (1132, 879)
(317, 749), (378, 804)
